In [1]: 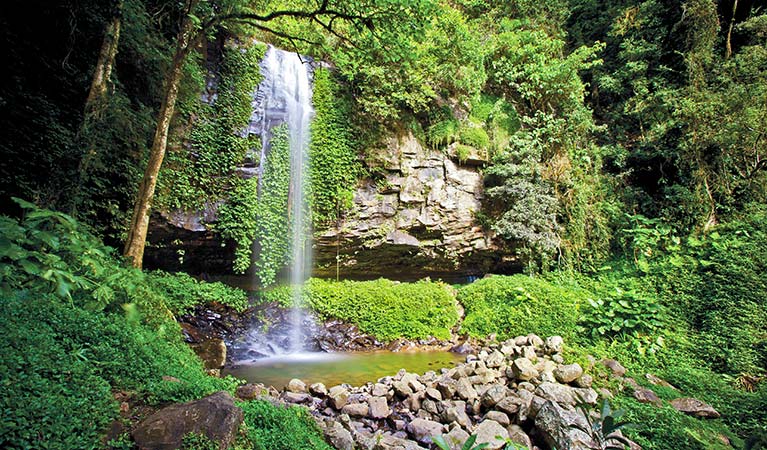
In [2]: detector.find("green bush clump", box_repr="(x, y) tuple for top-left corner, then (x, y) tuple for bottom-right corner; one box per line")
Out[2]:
(427, 117), (460, 148)
(239, 400), (332, 450)
(148, 270), (248, 315)
(306, 278), (458, 341)
(0, 293), (238, 449)
(579, 289), (666, 340)
(458, 125), (490, 149)
(458, 274), (587, 339)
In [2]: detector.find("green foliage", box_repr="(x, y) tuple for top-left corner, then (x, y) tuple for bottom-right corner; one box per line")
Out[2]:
(147, 270), (248, 315)
(251, 125), (292, 285)
(239, 400), (332, 450)
(458, 125), (490, 150)
(427, 116), (460, 148)
(181, 432), (218, 450)
(571, 399), (634, 450)
(158, 42), (265, 211)
(309, 68), (362, 227)
(305, 278), (458, 341)
(433, 433), (489, 450)
(579, 289), (666, 343)
(217, 176), (260, 274)
(458, 275), (586, 339)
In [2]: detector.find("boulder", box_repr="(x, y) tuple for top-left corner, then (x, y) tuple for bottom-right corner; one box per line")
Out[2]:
(473, 420), (509, 450)
(287, 378), (307, 393)
(133, 391), (243, 450)
(507, 424), (533, 450)
(373, 434), (426, 450)
(632, 388), (661, 406)
(321, 420), (355, 450)
(602, 359), (627, 377)
(407, 418), (444, 445)
(670, 398), (721, 418)
(535, 382), (598, 406)
(511, 358), (539, 381)
(329, 386), (350, 409)
(425, 388), (443, 401)
(190, 339), (227, 370)
(441, 427), (470, 450)
(369, 396), (390, 419)
(372, 383), (390, 397)
(341, 402), (369, 417)
(545, 336), (564, 354)
(554, 363), (584, 384)
(480, 384), (508, 408)
(454, 377), (478, 400)
(484, 411), (510, 426)
(281, 391), (312, 404)
(309, 382), (328, 397)
(444, 402), (471, 428)
(535, 400), (597, 450)
(235, 383), (266, 400)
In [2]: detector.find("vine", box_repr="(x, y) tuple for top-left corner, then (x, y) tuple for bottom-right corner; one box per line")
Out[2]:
(156, 41), (265, 211)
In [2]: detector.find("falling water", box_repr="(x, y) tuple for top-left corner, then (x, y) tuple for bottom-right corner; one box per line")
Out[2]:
(238, 44), (314, 357)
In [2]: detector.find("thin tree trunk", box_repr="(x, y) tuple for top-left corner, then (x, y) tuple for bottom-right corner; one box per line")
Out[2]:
(123, 0), (198, 267)
(84, 1), (122, 117)
(726, 0), (738, 59)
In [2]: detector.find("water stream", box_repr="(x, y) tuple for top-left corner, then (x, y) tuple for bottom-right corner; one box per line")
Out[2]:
(243, 44), (314, 356)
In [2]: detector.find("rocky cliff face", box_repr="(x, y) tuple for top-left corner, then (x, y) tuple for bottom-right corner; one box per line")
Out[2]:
(145, 131), (516, 282)
(314, 131), (516, 281)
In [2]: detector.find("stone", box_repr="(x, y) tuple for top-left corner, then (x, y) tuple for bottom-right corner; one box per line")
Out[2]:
(484, 411), (510, 426)
(309, 382), (328, 397)
(394, 381), (414, 398)
(536, 383), (597, 406)
(511, 358), (540, 381)
(480, 384), (508, 408)
(442, 427), (471, 450)
(454, 377), (478, 400)
(190, 338), (226, 369)
(372, 383), (390, 397)
(342, 402), (370, 417)
(133, 391), (242, 450)
(368, 396), (390, 419)
(444, 402), (471, 428)
(485, 350), (504, 368)
(425, 388), (442, 401)
(670, 398), (721, 418)
(282, 392), (312, 404)
(451, 342), (475, 354)
(545, 336), (564, 354)
(554, 363), (584, 384)
(287, 378), (307, 393)
(235, 383), (266, 400)
(602, 359), (627, 377)
(645, 373), (677, 390)
(495, 396), (521, 416)
(473, 420), (509, 450)
(535, 400), (597, 450)
(407, 418), (444, 445)
(527, 334), (544, 349)
(322, 421), (355, 450)
(437, 380), (456, 399)
(574, 374), (593, 388)
(329, 386), (350, 409)
(373, 434), (425, 450)
(633, 388), (661, 405)
(507, 424), (533, 450)
(598, 388), (614, 399)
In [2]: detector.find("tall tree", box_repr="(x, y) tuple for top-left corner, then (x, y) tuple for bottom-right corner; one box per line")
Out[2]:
(123, 0), (433, 267)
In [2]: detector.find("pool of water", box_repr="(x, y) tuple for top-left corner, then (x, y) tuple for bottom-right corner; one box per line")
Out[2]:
(224, 351), (465, 389)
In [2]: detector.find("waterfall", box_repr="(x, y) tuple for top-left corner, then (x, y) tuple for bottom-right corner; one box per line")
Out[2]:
(239, 44), (314, 357)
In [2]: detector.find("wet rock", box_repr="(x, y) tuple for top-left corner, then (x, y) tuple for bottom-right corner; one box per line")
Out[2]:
(554, 363), (584, 384)
(190, 338), (227, 370)
(407, 418), (444, 445)
(133, 391), (242, 450)
(474, 420), (509, 450)
(236, 383), (267, 400)
(670, 398), (720, 418)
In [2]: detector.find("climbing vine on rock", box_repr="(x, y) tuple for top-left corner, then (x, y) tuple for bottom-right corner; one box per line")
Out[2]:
(309, 68), (361, 228)
(156, 41), (265, 211)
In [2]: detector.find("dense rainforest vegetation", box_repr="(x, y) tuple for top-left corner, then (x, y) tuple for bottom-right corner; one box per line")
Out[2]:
(1, 0), (766, 449)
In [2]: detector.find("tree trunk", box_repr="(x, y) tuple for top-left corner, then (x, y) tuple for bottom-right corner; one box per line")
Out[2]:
(123, 1), (198, 267)
(726, 0), (738, 59)
(84, 1), (122, 117)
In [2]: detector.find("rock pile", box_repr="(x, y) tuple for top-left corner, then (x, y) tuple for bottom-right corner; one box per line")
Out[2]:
(259, 334), (632, 450)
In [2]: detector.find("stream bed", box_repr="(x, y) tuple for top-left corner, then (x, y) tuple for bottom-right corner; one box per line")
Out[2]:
(224, 351), (465, 389)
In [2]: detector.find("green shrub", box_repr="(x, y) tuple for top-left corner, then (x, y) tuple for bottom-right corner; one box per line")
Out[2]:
(427, 118), (460, 148)
(0, 293), (238, 449)
(579, 289), (666, 341)
(148, 270), (248, 315)
(239, 400), (332, 450)
(458, 125), (490, 149)
(305, 278), (458, 341)
(458, 274), (587, 339)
